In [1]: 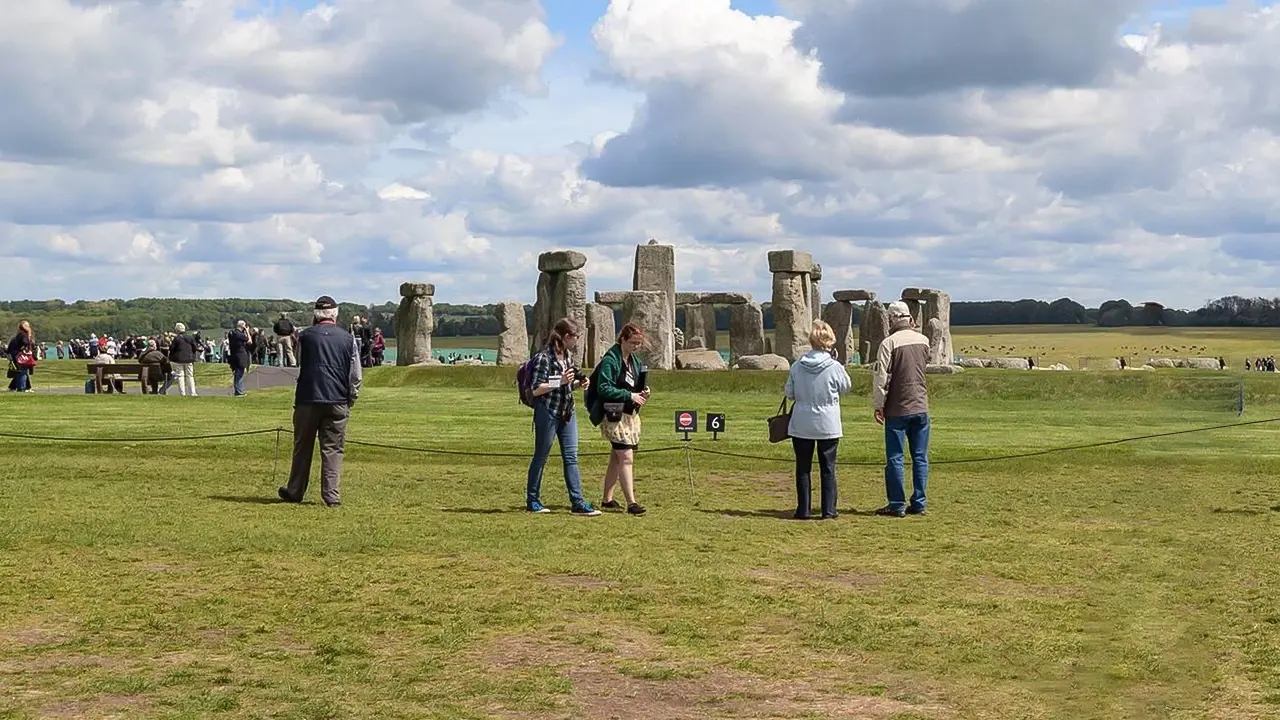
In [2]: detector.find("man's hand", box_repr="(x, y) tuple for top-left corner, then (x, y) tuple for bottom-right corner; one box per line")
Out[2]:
(631, 392), (648, 406)
(873, 409), (885, 425)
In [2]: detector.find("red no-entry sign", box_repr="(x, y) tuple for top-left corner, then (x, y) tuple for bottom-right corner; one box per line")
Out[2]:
(674, 410), (698, 433)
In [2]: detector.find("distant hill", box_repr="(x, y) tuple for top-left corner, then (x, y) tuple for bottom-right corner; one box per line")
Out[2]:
(0, 294), (1274, 341)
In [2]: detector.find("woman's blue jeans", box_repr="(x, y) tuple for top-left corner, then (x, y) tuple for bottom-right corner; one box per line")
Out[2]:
(8, 368), (30, 391)
(527, 403), (588, 510)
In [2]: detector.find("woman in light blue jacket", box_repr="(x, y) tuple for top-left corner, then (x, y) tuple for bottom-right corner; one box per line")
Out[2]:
(783, 320), (853, 519)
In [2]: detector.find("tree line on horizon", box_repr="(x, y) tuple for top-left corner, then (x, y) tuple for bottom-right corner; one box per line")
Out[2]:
(0, 295), (1275, 341)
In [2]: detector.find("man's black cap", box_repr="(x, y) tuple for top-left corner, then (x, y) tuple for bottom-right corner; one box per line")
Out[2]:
(315, 295), (338, 310)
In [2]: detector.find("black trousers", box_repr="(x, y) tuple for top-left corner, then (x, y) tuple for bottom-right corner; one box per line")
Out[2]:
(792, 438), (839, 518)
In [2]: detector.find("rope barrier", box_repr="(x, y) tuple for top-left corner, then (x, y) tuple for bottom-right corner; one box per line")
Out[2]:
(0, 428), (281, 443)
(1, 416), (1276, 466)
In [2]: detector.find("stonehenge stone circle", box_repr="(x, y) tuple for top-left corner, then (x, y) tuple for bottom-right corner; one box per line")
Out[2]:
(633, 240), (677, 339)
(495, 301), (528, 367)
(395, 282), (435, 366)
(768, 250), (815, 363)
(682, 302), (717, 351)
(733, 354), (790, 371)
(833, 290), (874, 303)
(585, 303), (615, 368)
(533, 251), (588, 366)
(859, 298), (889, 367)
(901, 288), (953, 365)
(810, 264), (823, 322)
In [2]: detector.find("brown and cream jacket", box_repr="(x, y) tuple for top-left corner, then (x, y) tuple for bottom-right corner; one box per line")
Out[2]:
(872, 328), (930, 418)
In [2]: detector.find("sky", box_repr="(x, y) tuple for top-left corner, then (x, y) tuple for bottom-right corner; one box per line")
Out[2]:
(2, 0), (1280, 310)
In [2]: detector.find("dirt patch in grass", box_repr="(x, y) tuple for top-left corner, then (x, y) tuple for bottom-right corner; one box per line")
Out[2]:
(0, 626), (73, 647)
(972, 575), (1080, 599)
(710, 472), (793, 498)
(479, 634), (944, 719)
(541, 574), (618, 590)
(746, 569), (886, 591)
(39, 695), (143, 718)
(0, 653), (115, 674)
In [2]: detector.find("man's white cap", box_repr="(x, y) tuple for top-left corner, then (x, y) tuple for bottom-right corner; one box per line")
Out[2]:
(887, 301), (912, 319)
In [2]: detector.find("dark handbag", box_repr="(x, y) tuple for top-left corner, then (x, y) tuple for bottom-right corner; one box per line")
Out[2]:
(767, 397), (792, 444)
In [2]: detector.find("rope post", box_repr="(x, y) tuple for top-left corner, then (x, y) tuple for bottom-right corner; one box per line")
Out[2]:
(683, 439), (697, 505)
(272, 426), (282, 485)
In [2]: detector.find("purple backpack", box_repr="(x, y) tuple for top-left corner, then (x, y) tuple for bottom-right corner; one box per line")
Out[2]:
(516, 354), (540, 408)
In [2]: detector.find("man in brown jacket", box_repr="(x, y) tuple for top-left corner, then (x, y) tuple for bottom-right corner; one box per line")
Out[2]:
(872, 301), (931, 517)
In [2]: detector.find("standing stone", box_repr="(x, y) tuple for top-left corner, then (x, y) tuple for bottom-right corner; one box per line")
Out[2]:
(395, 283), (435, 366)
(495, 301), (528, 367)
(822, 301), (855, 365)
(674, 327), (685, 351)
(532, 263), (588, 367)
(684, 304), (718, 352)
(633, 240), (676, 329)
(924, 318), (944, 365)
(585, 303), (615, 368)
(810, 264), (823, 322)
(622, 290), (675, 371)
(902, 288), (953, 365)
(772, 271), (812, 362)
(859, 300), (889, 367)
(729, 302), (765, 363)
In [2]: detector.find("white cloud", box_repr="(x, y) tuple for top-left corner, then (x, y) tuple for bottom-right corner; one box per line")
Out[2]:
(4, 0), (1280, 312)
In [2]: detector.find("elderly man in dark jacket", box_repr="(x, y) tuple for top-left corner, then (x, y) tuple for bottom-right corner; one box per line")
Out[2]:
(278, 296), (362, 508)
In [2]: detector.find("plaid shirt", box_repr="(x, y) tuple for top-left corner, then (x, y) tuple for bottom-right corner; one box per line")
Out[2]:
(532, 346), (577, 420)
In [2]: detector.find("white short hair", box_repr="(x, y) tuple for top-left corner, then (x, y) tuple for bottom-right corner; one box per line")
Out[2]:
(314, 307), (339, 322)
(174, 322), (186, 333)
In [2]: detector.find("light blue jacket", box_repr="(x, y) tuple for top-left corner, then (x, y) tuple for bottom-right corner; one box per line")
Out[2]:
(784, 350), (853, 440)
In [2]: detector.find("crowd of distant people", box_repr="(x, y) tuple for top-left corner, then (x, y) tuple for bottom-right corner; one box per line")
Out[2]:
(1245, 356), (1277, 372)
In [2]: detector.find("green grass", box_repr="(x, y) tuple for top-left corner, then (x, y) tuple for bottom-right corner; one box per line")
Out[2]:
(2, 367), (1279, 718)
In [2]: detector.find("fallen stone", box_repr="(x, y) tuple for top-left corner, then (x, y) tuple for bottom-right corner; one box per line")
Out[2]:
(733, 354), (790, 371)
(957, 358), (989, 368)
(537, 250), (587, 273)
(833, 290), (875, 303)
(676, 349), (727, 371)
(925, 364), (963, 374)
(1147, 358), (1177, 369)
(767, 249), (814, 274)
(399, 282), (435, 298)
(989, 357), (1031, 370)
(1183, 357), (1223, 370)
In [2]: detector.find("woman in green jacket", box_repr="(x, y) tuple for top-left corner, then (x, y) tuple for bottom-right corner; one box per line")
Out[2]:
(588, 323), (649, 515)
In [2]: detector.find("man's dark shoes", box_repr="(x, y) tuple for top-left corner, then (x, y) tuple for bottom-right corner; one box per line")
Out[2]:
(875, 505), (906, 518)
(277, 487), (301, 503)
(627, 503), (647, 516)
(325, 501), (341, 508)
(907, 506), (928, 516)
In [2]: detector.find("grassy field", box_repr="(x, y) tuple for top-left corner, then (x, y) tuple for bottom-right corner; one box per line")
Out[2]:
(2, 366), (1279, 719)
(436, 325), (1280, 369)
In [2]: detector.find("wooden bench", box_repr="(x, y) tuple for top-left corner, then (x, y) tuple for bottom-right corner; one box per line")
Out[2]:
(86, 363), (163, 394)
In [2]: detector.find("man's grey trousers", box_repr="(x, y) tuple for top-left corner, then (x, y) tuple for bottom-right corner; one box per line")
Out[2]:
(286, 402), (351, 505)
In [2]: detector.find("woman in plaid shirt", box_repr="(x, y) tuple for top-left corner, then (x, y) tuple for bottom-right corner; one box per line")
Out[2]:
(526, 318), (602, 516)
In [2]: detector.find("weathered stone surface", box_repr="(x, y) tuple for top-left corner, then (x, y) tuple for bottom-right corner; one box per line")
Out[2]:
(821, 301), (856, 365)
(1147, 358), (1178, 369)
(1183, 357), (1223, 370)
(833, 290), (875, 303)
(676, 349), (727, 371)
(495, 301), (528, 367)
(682, 303), (718, 351)
(901, 288), (952, 365)
(537, 250), (588, 273)
(676, 291), (753, 305)
(399, 282), (435, 298)
(733, 354), (790, 371)
(633, 241), (676, 324)
(957, 358), (990, 368)
(810, 278), (822, 322)
(674, 327), (685, 351)
(1095, 358), (1123, 371)
(989, 357), (1031, 370)
(772, 271), (812, 362)
(925, 318), (944, 364)
(685, 336), (705, 350)
(859, 301), (890, 366)
(622, 290), (675, 371)
(810, 263), (822, 282)
(394, 295), (435, 366)
(585, 303), (615, 368)
(594, 291), (631, 306)
(728, 302), (766, 363)
(532, 269), (588, 367)
(926, 364), (963, 374)
(767, 250), (814, 274)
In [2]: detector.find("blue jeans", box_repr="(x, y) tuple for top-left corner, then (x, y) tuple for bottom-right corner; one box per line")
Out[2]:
(8, 368), (29, 391)
(527, 403), (588, 510)
(233, 367), (246, 395)
(884, 413), (930, 512)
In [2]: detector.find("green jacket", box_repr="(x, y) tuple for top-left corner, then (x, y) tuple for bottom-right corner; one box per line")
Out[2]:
(587, 344), (642, 426)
